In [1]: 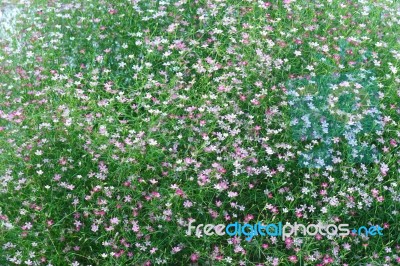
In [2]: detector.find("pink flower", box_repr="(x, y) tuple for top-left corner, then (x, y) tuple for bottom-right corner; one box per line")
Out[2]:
(264, 2), (271, 7)
(390, 139), (397, 147)
(288, 255), (298, 263)
(380, 163), (389, 176)
(190, 253), (199, 262)
(110, 217), (119, 225)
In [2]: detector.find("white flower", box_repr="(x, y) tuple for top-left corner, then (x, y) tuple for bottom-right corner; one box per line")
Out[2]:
(265, 146), (274, 155)
(389, 65), (397, 74)
(148, 139), (158, 146)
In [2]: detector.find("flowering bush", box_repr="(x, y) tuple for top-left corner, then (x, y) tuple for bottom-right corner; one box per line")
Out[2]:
(0, 0), (399, 265)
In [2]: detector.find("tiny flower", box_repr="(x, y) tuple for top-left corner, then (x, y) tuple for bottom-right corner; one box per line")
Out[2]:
(288, 255), (298, 263)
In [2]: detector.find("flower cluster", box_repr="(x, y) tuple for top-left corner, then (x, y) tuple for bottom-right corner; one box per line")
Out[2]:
(0, 0), (399, 265)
